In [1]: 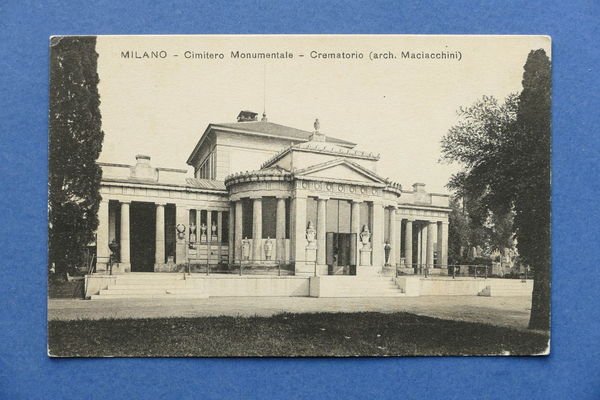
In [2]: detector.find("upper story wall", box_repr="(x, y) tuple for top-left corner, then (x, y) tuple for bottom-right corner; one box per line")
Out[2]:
(211, 131), (300, 180)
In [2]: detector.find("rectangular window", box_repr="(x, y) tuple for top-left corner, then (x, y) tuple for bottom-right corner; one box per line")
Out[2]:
(189, 209), (197, 242)
(326, 199), (338, 233)
(221, 211), (229, 244)
(338, 200), (352, 233)
(262, 197), (277, 238)
(359, 202), (371, 234)
(323, 199), (353, 233)
(241, 198), (253, 239)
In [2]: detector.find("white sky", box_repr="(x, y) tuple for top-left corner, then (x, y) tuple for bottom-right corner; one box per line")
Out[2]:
(97, 35), (550, 194)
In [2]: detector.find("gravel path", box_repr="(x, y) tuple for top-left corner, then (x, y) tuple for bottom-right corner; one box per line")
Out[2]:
(48, 295), (533, 330)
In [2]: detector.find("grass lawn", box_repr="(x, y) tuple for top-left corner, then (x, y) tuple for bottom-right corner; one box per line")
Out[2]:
(48, 312), (548, 357)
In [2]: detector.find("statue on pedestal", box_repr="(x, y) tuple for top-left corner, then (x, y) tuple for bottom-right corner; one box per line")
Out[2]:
(264, 237), (273, 260)
(241, 237), (251, 261)
(189, 222), (197, 243)
(360, 225), (371, 250)
(306, 221), (316, 248)
(384, 240), (392, 266)
(200, 222), (207, 243)
(211, 221), (218, 242)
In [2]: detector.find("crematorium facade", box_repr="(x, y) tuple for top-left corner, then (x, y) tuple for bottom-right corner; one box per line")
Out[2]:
(94, 111), (450, 280)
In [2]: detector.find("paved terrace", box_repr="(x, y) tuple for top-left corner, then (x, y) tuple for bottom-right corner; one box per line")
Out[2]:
(48, 295), (533, 331)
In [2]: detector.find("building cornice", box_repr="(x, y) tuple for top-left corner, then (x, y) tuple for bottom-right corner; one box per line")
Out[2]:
(101, 178), (227, 194)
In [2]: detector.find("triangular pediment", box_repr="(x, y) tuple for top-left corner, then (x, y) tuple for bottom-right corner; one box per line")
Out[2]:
(294, 159), (387, 185)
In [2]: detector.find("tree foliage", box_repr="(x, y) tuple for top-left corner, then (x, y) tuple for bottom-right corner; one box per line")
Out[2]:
(441, 49), (551, 331)
(513, 50), (551, 330)
(49, 37), (104, 279)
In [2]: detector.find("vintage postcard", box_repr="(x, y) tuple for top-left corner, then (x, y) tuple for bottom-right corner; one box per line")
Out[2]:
(48, 35), (551, 357)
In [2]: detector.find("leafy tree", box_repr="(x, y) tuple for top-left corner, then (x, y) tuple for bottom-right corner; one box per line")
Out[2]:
(443, 95), (518, 262)
(441, 49), (551, 331)
(447, 196), (469, 264)
(49, 37), (104, 279)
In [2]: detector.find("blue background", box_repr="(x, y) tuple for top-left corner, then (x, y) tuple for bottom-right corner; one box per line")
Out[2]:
(1, 1), (598, 399)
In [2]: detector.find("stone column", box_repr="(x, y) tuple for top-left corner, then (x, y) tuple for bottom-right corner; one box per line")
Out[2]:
(292, 196), (308, 273)
(419, 224), (427, 267)
(371, 202), (385, 267)
(388, 207), (397, 266)
(96, 200), (110, 272)
(154, 203), (165, 268)
(196, 209), (202, 244)
(217, 211), (223, 263)
(228, 202), (235, 264)
(426, 221), (435, 269)
(404, 219), (413, 268)
(437, 221), (449, 268)
(316, 197), (327, 266)
(175, 205), (188, 264)
(395, 211), (403, 267)
(119, 201), (131, 270)
(276, 197), (286, 263)
(252, 197), (262, 262)
(234, 201), (243, 263)
(206, 210), (212, 243)
(351, 200), (361, 266)
(108, 203), (117, 243)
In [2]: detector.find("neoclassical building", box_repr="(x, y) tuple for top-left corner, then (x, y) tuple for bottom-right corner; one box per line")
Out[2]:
(95, 111), (450, 277)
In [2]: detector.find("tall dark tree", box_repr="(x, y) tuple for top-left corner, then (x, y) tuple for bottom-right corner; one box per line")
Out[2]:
(440, 49), (551, 331)
(49, 36), (104, 279)
(512, 50), (551, 330)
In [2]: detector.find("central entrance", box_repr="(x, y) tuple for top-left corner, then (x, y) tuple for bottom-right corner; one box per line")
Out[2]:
(130, 202), (156, 272)
(326, 232), (357, 275)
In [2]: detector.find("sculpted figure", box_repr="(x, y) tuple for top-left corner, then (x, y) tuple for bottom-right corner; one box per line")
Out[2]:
(384, 240), (392, 265)
(360, 225), (371, 249)
(189, 222), (197, 243)
(211, 220), (218, 241)
(306, 221), (316, 245)
(241, 237), (251, 261)
(264, 237), (273, 260)
(200, 222), (207, 242)
(176, 223), (186, 241)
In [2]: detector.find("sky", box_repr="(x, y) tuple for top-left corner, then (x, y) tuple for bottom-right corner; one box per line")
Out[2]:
(96, 35), (550, 194)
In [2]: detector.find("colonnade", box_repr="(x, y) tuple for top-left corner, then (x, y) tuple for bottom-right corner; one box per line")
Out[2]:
(232, 196), (288, 263)
(96, 197), (449, 272)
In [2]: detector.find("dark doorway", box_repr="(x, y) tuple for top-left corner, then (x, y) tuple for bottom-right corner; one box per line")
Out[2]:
(130, 202), (156, 272)
(326, 232), (357, 275)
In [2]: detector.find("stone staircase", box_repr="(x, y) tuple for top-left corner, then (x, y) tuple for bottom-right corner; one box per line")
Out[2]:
(312, 275), (405, 297)
(90, 273), (208, 300)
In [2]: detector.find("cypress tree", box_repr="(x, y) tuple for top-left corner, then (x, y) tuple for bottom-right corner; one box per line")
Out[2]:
(514, 50), (551, 331)
(49, 36), (104, 279)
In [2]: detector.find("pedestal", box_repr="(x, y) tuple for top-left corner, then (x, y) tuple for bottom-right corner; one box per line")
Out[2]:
(305, 246), (317, 264)
(359, 248), (372, 266)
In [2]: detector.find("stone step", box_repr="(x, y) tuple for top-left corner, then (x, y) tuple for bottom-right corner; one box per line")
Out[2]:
(318, 292), (405, 298)
(112, 281), (190, 288)
(101, 288), (178, 295)
(90, 293), (208, 300)
(114, 275), (185, 280)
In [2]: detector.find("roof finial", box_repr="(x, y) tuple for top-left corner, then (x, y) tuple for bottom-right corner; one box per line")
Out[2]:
(261, 112), (268, 122)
